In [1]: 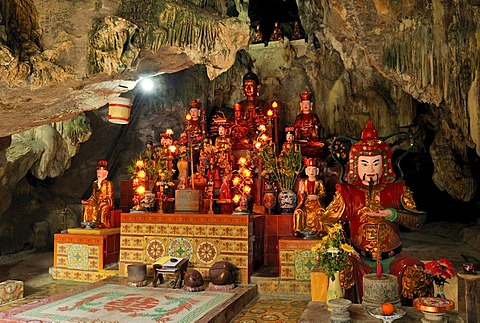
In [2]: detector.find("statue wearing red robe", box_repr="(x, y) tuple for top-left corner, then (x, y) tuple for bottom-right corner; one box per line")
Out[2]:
(322, 120), (429, 304)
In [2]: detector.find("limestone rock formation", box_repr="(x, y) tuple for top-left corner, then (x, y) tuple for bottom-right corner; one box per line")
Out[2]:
(0, 0), (249, 137)
(0, 0), (480, 255)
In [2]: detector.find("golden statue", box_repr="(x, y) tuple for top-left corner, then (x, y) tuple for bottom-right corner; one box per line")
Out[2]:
(234, 72), (268, 147)
(293, 158), (326, 238)
(280, 127), (296, 156)
(252, 24), (263, 44)
(81, 160), (114, 228)
(291, 20), (305, 40)
(270, 22), (283, 41)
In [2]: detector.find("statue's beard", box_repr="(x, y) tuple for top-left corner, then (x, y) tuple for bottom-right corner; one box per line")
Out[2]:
(362, 173), (379, 184)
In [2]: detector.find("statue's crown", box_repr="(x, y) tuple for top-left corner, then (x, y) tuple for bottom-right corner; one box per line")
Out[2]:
(299, 91), (312, 101)
(189, 100), (201, 109)
(304, 157), (317, 167)
(97, 159), (108, 169)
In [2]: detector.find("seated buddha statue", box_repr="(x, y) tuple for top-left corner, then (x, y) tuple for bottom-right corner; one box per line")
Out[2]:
(233, 72), (268, 148)
(293, 91), (326, 158)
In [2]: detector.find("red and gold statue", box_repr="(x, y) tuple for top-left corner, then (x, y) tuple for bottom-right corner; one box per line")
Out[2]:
(293, 91), (325, 158)
(321, 120), (428, 303)
(293, 158), (326, 238)
(233, 72), (268, 147)
(81, 160), (114, 228)
(280, 127), (296, 156)
(183, 99), (205, 147)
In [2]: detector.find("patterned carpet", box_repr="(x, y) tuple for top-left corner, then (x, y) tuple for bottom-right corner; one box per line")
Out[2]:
(1, 283), (235, 322)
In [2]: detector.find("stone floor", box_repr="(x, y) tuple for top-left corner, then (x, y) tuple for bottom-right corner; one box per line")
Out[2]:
(0, 222), (479, 322)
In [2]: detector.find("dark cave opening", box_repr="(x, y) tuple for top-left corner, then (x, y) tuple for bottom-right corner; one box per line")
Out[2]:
(248, 0), (302, 41)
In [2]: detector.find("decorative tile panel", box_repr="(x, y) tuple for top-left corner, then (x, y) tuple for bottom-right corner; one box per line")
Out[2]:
(143, 237), (167, 263)
(294, 250), (316, 281)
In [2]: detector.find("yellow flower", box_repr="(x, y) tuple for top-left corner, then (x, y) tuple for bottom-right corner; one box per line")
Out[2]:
(311, 243), (321, 252)
(332, 223), (343, 232)
(340, 243), (355, 253)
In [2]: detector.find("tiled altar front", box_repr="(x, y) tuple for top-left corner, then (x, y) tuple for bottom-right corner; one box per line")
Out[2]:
(118, 212), (256, 284)
(253, 237), (319, 296)
(50, 227), (120, 282)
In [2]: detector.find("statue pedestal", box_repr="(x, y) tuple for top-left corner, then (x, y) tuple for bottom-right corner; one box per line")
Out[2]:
(50, 228), (120, 282)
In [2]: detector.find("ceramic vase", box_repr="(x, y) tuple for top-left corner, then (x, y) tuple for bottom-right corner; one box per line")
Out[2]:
(326, 271), (343, 311)
(277, 189), (297, 214)
(263, 192), (277, 214)
(142, 190), (156, 212)
(434, 283), (446, 298)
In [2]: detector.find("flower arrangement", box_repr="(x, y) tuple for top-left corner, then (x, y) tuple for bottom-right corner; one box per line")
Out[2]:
(127, 132), (177, 210)
(311, 223), (356, 281)
(254, 140), (304, 191)
(424, 258), (455, 285)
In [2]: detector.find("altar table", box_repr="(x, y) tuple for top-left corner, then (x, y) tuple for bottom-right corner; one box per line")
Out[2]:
(118, 212), (254, 284)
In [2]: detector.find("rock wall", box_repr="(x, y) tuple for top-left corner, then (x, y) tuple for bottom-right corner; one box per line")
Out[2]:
(0, 0), (479, 254)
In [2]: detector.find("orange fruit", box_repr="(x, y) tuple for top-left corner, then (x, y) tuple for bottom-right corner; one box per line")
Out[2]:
(381, 302), (395, 315)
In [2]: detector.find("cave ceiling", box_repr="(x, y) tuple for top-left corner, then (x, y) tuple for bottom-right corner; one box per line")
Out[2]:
(1, 0), (480, 203)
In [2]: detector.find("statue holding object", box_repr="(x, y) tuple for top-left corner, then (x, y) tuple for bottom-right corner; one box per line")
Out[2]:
(320, 120), (429, 303)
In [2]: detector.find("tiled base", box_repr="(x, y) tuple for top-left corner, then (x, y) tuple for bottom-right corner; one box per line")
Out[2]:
(49, 267), (118, 282)
(251, 276), (312, 296)
(0, 280), (23, 305)
(251, 238), (319, 296)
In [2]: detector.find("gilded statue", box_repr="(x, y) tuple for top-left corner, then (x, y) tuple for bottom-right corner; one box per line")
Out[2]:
(81, 160), (114, 228)
(252, 24), (263, 44)
(293, 158), (326, 238)
(234, 72), (268, 147)
(270, 22), (283, 41)
(280, 127), (296, 156)
(291, 20), (305, 40)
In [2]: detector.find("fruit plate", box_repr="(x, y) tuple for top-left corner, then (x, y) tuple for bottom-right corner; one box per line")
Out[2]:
(368, 307), (406, 323)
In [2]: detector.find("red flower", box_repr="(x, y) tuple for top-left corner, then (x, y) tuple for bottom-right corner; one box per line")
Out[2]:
(424, 258), (456, 284)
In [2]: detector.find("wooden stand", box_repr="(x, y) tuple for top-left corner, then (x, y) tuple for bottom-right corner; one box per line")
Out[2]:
(153, 258), (189, 289)
(457, 273), (480, 323)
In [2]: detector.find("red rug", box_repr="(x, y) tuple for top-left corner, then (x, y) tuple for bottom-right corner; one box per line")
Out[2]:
(0, 282), (235, 322)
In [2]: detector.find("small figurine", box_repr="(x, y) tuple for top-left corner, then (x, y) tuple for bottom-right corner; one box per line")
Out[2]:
(219, 174), (231, 201)
(215, 125), (231, 151)
(270, 22), (283, 41)
(281, 127), (296, 156)
(252, 24), (263, 44)
(293, 158), (326, 238)
(81, 160), (114, 228)
(291, 20), (305, 40)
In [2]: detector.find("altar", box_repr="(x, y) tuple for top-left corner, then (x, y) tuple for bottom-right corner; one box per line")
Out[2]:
(118, 212), (263, 284)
